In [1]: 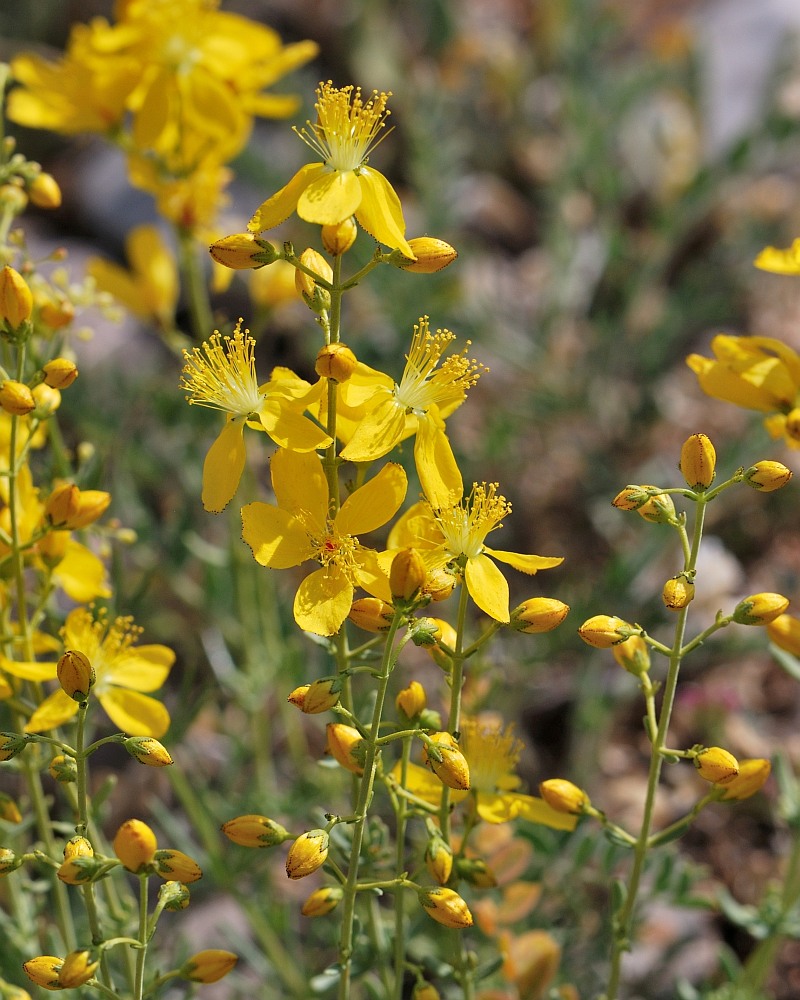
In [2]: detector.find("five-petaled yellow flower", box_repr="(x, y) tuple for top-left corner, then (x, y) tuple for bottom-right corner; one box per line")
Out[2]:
(25, 606), (174, 737)
(241, 448), (407, 636)
(248, 81), (415, 258)
(393, 718), (577, 830)
(686, 334), (800, 447)
(388, 485), (562, 623)
(181, 321), (332, 513)
(340, 317), (485, 508)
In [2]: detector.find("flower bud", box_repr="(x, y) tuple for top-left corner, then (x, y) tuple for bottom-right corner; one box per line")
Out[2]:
(49, 754), (77, 782)
(0, 380), (34, 415)
(182, 950), (238, 984)
(286, 829), (329, 880)
(612, 485), (652, 511)
(637, 491), (676, 524)
(412, 982), (441, 1000)
(42, 358), (78, 389)
(23, 956), (62, 991)
(425, 836), (453, 885)
(612, 635), (651, 675)
(456, 857), (497, 888)
(325, 723), (365, 775)
(679, 433), (716, 490)
(58, 950), (98, 989)
(39, 297), (75, 329)
(510, 597), (569, 634)
(288, 677), (341, 714)
(31, 383), (61, 416)
(507, 930), (561, 1000)
(159, 879), (191, 911)
(45, 483), (80, 527)
(423, 567), (457, 602)
(694, 746), (739, 785)
(1, 982), (32, 1000)
(28, 173), (62, 209)
(396, 680), (427, 720)
(0, 847), (22, 875)
(787, 408), (800, 443)
(0, 266), (33, 329)
(418, 886), (473, 929)
(578, 615), (632, 648)
(392, 237), (458, 273)
(321, 217), (358, 255)
(113, 819), (157, 873)
(0, 732), (30, 761)
(744, 461), (793, 492)
(209, 233), (279, 269)
(63, 836), (93, 863)
(221, 814), (290, 848)
(0, 183), (27, 214)
(56, 650), (94, 701)
(662, 575), (695, 611)
(0, 793), (21, 824)
(767, 614), (800, 656)
(423, 618), (458, 669)
(732, 593), (790, 626)
(348, 596), (394, 632)
(315, 343), (357, 383)
(422, 732), (470, 790)
(123, 736), (173, 767)
(153, 849), (203, 883)
(721, 758), (771, 800)
(539, 778), (590, 814)
(301, 885), (343, 917)
(295, 248), (332, 312)
(390, 547), (428, 601)
(50, 488), (111, 530)
(37, 529), (69, 566)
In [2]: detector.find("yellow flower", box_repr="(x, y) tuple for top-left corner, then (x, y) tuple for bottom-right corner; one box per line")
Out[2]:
(25, 606), (174, 737)
(88, 225), (178, 329)
(686, 335), (800, 447)
(388, 486), (562, 623)
(248, 82), (415, 258)
(181, 322), (332, 513)
(754, 238), (800, 274)
(241, 448), (407, 635)
(340, 317), (485, 507)
(392, 718), (577, 831)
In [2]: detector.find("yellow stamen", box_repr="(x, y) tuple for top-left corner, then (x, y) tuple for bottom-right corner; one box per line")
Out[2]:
(434, 483), (510, 560)
(394, 316), (484, 415)
(180, 320), (262, 417)
(294, 81), (393, 173)
(459, 719), (522, 794)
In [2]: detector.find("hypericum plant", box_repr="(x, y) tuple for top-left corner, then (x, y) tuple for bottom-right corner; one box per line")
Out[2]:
(189, 80), (576, 1000)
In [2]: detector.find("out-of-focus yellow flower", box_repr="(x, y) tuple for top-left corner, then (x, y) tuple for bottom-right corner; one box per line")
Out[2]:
(754, 239), (800, 274)
(88, 224), (178, 329)
(686, 335), (800, 447)
(241, 448), (406, 635)
(721, 758), (771, 800)
(25, 606), (174, 737)
(768, 613), (800, 655)
(181, 950), (238, 984)
(500, 929), (561, 1000)
(249, 82), (414, 258)
(340, 317), (485, 508)
(393, 718), (577, 831)
(181, 323), (332, 513)
(388, 487), (562, 624)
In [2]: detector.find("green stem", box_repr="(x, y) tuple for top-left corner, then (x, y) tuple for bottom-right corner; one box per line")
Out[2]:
(392, 733), (414, 1000)
(133, 875), (148, 1000)
(177, 225), (214, 340)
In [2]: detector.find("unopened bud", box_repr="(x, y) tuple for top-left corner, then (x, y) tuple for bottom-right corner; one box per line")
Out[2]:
(123, 736), (173, 767)
(744, 461), (793, 492)
(301, 885), (343, 917)
(510, 597), (569, 633)
(612, 485), (653, 511)
(321, 218), (358, 256)
(315, 343), (357, 383)
(721, 758), (771, 800)
(694, 746), (739, 785)
(42, 358), (78, 389)
(113, 819), (157, 873)
(0, 266), (33, 329)
(325, 723), (365, 775)
(57, 650), (94, 701)
(390, 547), (428, 601)
(209, 233), (279, 269)
(39, 298), (75, 329)
(456, 857), (497, 888)
(153, 849), (202, 883)
(679, 433), (716, 490)
(392, 237), (458, 273)
(413, 982), (441, 1000)
(396, 680), (427, 719)
(732, 593), (790, 626)
(348, 597), (394, 632)
(28, 173), (62, 209)
(221, 814), (290, 848)
(49, 754), (77, 782)
(0, 380), (34, 415)
(295, 248), (332, 312)
(287, 677), (341, 714)
(422, 732), (470, 790)
(159, 879), (190, 910)
(423, 567), (457, 602)
(767, 613), (800, 655)
(0, 847), (22, 875)
(421, 618), (457, 669)
(286, 829), (329, 880)
(637, 491), (676, 524)
(539, 778), (590, 814)
(612, 635), (651, 675)
(23, 956), (63, 991)
(63, 836), (93, 862)
(662, 575), (695, 611)
(31, 383), (61, 415)
(182, 950), (238, 984)
(0, 732), (30, 761)
(0, 793), (21, 824)
(418, 886), (473, 929)
(578, 615), (633, 648)
(425, 836), (453, 885)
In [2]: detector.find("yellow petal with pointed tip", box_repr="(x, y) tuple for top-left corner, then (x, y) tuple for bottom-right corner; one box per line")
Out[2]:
(202, 418), (246, 513)
(0, 655), (57, 681)
(754, 239), (800, 274)
(355, 167), (415, 257)
(241, 502), (313, 568)
(298, 168), (362, 226)
(99, 688), (170, 738)
(465, 554), (510, 622)
(336, 462), (407, 536)
(484, 549), (564, 574)
(415, 417), (462, 511)
(249, 163), (327, 232)
(25, 688), (79, 732)
(54, 540), (112, 603)
(258, 399), (332, 451)
(294, 566), (352, 636)
(513, 794), (579, 832)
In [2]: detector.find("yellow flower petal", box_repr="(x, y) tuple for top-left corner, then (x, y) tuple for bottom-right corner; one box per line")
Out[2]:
(202, 417), (247, 513)
(339, 394), (405, 463)
(354, 547), (393, 603)
(271, 448), (329, 534)
(0, 655), (57, 681)
(475, 791), (525, 824)
(99, 688), (170, 738)
(484, 549), (564, 574)
(25, 688), (79, 733)
(248, 162), (327, 232)
(297, 168), (363, 226)
(258, 398), (332, 451)
(387, 501), (445, 550)
(53, 540), (112, 603)
(241, 502), (314, 568)
(104, 647), (174, 692)
(336, 462), (407, 536)
(354, 167), (415, 257)
(294, 565), (352, 636)
(513, 794), (579, 832)
(754, 239), (800, 274)
(414, 415), (463, 511)
(465, 553), (510, 622)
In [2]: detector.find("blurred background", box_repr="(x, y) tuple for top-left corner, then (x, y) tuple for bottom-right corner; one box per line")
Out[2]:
(3, 1), (800, 997)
